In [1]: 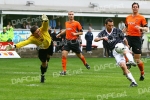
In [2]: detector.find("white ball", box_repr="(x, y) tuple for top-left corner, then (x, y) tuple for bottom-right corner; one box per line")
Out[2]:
(115, 43), (125, 53)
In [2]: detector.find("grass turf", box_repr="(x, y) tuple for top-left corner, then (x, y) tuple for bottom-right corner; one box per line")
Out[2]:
(0, 57), (150, 100)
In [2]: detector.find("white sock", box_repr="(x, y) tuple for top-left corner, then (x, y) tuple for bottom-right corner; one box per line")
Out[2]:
(53, 46), (56, 52)
(125, 53), (134, 62)
(80, 46), (83, 52)
(126, 73), (137, 84)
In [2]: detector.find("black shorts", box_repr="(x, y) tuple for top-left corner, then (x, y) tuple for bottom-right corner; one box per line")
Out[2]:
(126, 36), (142, 54)
(63, 39), (81, 54)
(38, 41), (53, 62)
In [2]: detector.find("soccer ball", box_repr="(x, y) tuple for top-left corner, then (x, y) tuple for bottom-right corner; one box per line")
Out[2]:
(115, 43), (125, 53)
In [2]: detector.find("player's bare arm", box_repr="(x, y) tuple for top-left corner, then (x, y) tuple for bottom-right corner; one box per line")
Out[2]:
(72, 31), (83, 36)
(94, 37), (101, 42)
(135, 25), (148, 32)
(94, 37), (103, 42)
(94, 36), (108, 42)
(56, 30), (66, 38)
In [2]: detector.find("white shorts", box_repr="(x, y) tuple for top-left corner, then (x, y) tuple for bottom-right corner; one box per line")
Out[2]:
(113, 46), (130, 65)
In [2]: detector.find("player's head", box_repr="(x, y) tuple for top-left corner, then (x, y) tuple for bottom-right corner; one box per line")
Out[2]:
(132, 2), (139, 14)
(68, 11), (74, 21)
(105, 18), (114, 32)
(30, 25), (40, 38)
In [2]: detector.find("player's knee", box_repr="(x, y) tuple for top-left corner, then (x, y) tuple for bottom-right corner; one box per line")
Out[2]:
(134, 58), (141, 64)
(62, 55), (67, 59)
(134, 54), (141, 63)
(76, 53), (83, 58)
(119, 61), (126, 67)
(119, 62), (123, 67)
(41, 62), (47, 67)
(62, 51), (68, 57)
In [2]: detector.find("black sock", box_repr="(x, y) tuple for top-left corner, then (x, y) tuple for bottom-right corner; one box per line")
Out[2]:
(40, 66), (44, 75)
(45, 65), (48, 73)
(40, 65), (48, 75)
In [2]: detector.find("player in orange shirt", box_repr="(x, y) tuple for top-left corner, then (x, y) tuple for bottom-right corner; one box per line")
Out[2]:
(125, 2), (148, 81)
(5, 14), (53, 83)
(56, 11), (90, 75)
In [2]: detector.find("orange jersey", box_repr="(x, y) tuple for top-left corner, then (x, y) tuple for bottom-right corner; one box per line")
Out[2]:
(125, 14), (147, 36)
(65, 21), (82, 40)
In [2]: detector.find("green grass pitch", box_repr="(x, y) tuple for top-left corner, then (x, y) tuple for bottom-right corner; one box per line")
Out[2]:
(0, 57), (150, 100)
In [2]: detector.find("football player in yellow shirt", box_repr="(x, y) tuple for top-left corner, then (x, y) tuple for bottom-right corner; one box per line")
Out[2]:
(6, 14), (53, 83)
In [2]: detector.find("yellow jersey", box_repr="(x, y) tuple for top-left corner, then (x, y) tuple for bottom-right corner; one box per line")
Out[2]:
(15, 21), (52, 49)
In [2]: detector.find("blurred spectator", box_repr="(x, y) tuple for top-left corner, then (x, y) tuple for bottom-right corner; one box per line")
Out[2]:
(50, 18), (56, 29)
(0, 27), (10, 42)
(21, 22), (26, 29)
(26, 22), (32, 29)
(6, 25), (14, 42)
(51, 29), (57, 41)
(78, 36), (83, 52)
(7, 22), (12, 27)
(102, 24), (105, 30)
(56, 22), (62, 29)
(56, 29), (63, 52)
(89, 23), (93, 30)
(48, 26), (52, 36)
(34, 22), (39, 28)
(51, 29), (57, 52)
(12, 24), (16, 29)
(85, 28), (93, 53)
(118, 21), (125, 31)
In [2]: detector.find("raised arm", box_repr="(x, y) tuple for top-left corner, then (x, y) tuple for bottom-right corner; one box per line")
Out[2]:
(56, 30), (66, 38)
(40, 14), (49, 32)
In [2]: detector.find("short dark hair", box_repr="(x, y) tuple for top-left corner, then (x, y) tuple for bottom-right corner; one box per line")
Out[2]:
(68, 11), (74, 14)
(132, 2), (139, 8)
(105, 18), (113, 24)
(30, 25), (38, 34)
